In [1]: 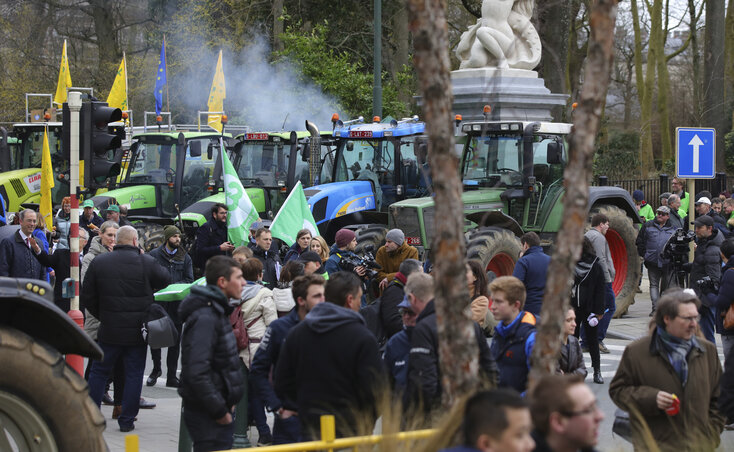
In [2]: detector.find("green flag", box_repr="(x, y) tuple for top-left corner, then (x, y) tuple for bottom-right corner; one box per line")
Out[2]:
(222, 150), (259, 244)
(269, 181), (319, 245)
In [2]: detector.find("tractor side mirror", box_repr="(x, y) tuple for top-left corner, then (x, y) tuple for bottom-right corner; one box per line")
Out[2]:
(207, 142), (214, 160)
(346, 141), (354, 152)
(189, 140), (202, 158)
(546, 141), (563, 165)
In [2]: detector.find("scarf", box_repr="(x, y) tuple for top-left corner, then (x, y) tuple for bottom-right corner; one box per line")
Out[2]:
(655, 326), (698, 386)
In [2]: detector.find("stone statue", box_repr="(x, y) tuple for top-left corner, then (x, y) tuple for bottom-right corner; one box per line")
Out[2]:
(455, 0), (541, 70)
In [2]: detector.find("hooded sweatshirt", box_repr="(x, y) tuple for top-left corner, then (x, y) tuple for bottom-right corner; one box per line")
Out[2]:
(238, 283), (277, 367)
(274, 302), (382, 438)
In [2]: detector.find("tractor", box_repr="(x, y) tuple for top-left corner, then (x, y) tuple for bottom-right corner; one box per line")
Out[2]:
(388, 120), (641, 315)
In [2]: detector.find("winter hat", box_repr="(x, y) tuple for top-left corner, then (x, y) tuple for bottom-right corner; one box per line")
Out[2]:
(385, 228), (405, 246)
(334, 229), (356, 248)
(632, 190), (645, 202)
(298, 251), (322, 263)
(656, 206), (671, 215)
(164, 225), (181, 242)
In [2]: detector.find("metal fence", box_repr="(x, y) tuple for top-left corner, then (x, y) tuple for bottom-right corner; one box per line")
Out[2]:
(594, 173), (734, 208)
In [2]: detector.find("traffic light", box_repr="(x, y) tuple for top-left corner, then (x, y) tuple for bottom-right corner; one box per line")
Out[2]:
(81, 101), (122, 189)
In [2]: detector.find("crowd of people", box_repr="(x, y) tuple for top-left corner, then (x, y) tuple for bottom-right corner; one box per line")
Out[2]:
(6, 176), (734, 451)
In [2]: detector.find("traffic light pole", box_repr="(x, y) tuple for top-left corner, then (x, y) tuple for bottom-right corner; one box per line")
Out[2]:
(66, 91), (84, 376)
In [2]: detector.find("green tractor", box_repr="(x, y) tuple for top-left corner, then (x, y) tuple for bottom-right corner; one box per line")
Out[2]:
(388, 120), (641, 316)
(88, 130), (231, 250)
(0, 122), (70, 213)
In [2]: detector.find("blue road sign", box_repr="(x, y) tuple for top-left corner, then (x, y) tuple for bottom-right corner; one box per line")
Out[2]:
(676, 127), (716, 179)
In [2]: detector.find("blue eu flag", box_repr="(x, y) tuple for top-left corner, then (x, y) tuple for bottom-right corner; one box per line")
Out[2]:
(154, 39), (167, 115)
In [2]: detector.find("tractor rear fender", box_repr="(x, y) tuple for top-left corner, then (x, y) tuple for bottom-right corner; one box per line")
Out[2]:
(0, 278), (102, 360)
(588, 187), (641, 224)
(465, 210), (524, 237)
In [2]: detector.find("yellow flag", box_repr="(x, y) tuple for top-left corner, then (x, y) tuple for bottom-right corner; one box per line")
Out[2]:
(40, 128), (55, 227)
(106, 55), (128, 112)
(54, 40), (73, 106)
(207, 50), (226, 132)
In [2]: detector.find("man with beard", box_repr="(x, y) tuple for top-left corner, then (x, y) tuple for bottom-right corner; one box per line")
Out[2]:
(250, 274), (326, 444)
(194, 203), (234, 272)
(147, 225), (194, 387)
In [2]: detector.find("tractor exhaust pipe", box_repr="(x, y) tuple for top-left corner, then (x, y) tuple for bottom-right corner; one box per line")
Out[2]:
(305, 120), (321, 186)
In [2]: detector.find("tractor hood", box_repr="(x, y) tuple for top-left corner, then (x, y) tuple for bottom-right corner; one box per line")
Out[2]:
(180, 188), (268, 227)
(91, 185), (157, 212)
(304, 181), (376, 225)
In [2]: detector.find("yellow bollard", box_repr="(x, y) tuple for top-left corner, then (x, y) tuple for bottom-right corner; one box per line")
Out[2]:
(125, 434), (140, 452)
(320, 414), (336, 452)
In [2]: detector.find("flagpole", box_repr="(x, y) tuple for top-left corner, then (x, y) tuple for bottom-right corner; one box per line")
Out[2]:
(123, 52), (129, 125)
(164, 35), (170, 113)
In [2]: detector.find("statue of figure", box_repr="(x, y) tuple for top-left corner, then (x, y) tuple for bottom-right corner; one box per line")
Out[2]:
(455, 0), (541, 70)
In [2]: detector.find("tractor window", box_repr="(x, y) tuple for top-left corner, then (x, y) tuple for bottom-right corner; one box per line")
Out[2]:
(127, 140), (177, 184)
(15, 128), (63, 170)
(462, 135), (522, 187)
(293, 140), (333, 187)
(532, 137), (565, 188)
(334, 139), (395, 186)
(399, 137), (432, 197)
(180, 138), (220, 208)
(236, 141), (288, 187)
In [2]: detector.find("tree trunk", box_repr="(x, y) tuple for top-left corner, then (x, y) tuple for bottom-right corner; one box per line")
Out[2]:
(88, 0), (121, 89)
(705, 0), (727, 171)
(529, 0), (619, 383)
(390, 3), (412, 106)
(631, 0), (655, 175)
(405, 0), (478, 408)
(652, 0), (672, 163)
(272, 0), (285, 52)
(566, 0), (590, 104)
(691, 0), (702, 124)
(537, 0), (571, 120)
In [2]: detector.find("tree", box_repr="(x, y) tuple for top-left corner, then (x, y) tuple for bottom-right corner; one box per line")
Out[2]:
(537, 0), (572, 120)
(705, 0), (727, 171)
(530, 0), (619, 381)
(631, 0), (655, 175)
(405, 0), (478, 408)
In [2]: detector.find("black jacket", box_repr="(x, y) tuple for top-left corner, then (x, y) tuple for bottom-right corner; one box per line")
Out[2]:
(178, 284), (246, 420)
(0, 230), (46, 280)
(531, 430), (598, 452)
(274, 302), (382, 438)
(81, 245), (170, 345)
(691, 228), (724, 300)
(380, 277), (406, 338)
(252, 245), (281, 288)
(720, 343), (734, 423)
(194, 217), (228, 269)
(406, 300), (498, 412)
(149, 244), (194, 284)
(33, 248), (75, 309)
(571, 253), (606, 315)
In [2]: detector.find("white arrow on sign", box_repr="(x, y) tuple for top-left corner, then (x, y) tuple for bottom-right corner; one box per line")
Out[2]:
(689, 134), (704, 172)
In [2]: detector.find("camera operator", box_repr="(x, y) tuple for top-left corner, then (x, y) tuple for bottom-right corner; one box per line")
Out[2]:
(325, 229), (366, 278)
(636, 205), (675, 316)
(703, 239), (734, 363)
(690, 215), (725, 344)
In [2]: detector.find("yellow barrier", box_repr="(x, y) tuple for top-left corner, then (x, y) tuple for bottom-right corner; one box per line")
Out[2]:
(229, 415), (437, 452)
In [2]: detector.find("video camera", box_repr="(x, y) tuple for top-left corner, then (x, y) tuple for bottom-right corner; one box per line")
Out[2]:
(662, 228), (695, 264)
(696, 275), (720, 295)
(339, 245), (381, 280)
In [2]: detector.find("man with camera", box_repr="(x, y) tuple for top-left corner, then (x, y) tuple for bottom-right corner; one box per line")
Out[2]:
(690, 215), (725, 345)
(324, 229), (367, 277)
(636, 205), (676, 316)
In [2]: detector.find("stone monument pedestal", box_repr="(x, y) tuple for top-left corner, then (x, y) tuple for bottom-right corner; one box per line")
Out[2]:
(450, 68), (568, 122)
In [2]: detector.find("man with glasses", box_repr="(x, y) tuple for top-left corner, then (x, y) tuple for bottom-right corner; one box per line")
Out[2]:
(0, 209), (46, 280)
(636, 205), (675, 316)
(689, 215), (725, 344)
(529, 374), (604, 452)
(610, 289), (725, 450)
(671, 177), (690, 219)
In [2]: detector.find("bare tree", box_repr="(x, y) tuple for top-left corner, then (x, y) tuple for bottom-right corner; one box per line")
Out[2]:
(704, 0), (726, 171)
(405, 0), (479, 408)
(530, 0), (619, 382)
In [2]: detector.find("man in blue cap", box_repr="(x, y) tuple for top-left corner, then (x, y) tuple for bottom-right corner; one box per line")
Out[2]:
(633, 190), (654, 224)
(383, 294), (417, 396)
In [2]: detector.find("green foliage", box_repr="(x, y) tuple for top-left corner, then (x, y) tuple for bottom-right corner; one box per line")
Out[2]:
(274, 23), (413, 119)
(594, 130), (642, 179)
(725, 130), (734, 175)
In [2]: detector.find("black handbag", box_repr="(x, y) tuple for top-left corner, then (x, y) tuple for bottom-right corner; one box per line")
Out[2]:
(612, 408), (632, 443)
(143, 303), (178, 349)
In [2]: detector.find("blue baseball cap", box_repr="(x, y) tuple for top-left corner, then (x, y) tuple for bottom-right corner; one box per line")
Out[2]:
(397, 295), (411, 310)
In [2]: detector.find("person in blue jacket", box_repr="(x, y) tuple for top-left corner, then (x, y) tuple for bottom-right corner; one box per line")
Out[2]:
(512, 232), (550, 315)
(249, 274), (325, 444)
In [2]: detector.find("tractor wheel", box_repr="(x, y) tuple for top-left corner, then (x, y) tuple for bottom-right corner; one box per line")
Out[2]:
(590, 204), (640, 317)
(355, 226), (388, 255)
(0, 327), (106, 451)
(136, 223), (165, 252)
(466, 227), (523, 277)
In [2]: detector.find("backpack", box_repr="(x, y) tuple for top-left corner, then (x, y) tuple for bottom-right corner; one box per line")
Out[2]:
(570, 257), (597, 309)
(230, 305), (261, 351)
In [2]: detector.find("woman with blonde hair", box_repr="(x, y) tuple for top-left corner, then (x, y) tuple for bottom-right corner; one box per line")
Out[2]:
(310, 235), (329, 263)
(466, 260), (494, 333)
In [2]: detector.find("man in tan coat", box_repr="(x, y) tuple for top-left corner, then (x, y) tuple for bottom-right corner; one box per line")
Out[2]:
(375, 229), (418, 290)
(609, 289), (724, 451)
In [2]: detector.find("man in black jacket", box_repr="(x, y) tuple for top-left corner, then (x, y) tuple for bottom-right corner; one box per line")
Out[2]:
(690, 215), (724, 344)
(405, 273), (498, 415)
(0, 209), (46, 280)
(194, 203), (234, 271)
(274, 272), (382, 439)
(252, 227), (280, 287)
(379, 258), (422, 339)
(179, 256), (246, 452)
(30, 228), (88, 312)
(147, 225), (194, 387)
(82, 225), (170, 432)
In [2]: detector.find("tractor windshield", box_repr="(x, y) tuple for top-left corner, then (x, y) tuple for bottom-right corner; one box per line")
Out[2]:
(235, 140), (289, 187)
(12, 125), (69, 204)
(325, 136), (431, 205)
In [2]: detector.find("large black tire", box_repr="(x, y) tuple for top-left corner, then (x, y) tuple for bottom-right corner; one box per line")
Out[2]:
(355, 226), (388, 255)
(466, 227), (523, 277)
(589, 204), (640, 317)
(136, 222), (165, 252)
(0, 326), (106, 451)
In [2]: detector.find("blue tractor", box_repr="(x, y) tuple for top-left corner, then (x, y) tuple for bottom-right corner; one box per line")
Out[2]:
(303, 116), (431, 251)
